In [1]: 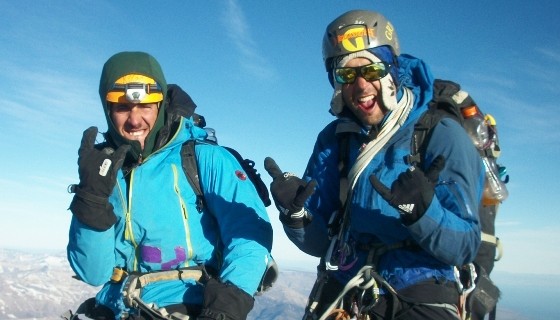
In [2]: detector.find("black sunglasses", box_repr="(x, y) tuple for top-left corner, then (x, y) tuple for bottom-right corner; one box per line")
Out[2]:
(334, 62), (391, 84)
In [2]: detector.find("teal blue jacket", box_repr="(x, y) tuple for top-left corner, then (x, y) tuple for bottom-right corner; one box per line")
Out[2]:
(67, 117), (273, 317)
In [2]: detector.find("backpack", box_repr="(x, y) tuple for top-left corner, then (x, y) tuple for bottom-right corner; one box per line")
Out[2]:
(409, 79), (508, 320)
(166, 84), (271, 211)
(169, 84), (277, 294)
(180, 124), (272, 212)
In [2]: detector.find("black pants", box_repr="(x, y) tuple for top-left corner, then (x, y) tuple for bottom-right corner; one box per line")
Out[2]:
(314, 276), (460, 320)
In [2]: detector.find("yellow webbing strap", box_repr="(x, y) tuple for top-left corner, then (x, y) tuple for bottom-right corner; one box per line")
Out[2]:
(137, 269), (204, 288)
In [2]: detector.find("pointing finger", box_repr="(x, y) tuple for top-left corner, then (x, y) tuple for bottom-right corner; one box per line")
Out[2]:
(369, 174), (394, 203)
(264, 157), (284, 179)
(78, 126), (98, 156)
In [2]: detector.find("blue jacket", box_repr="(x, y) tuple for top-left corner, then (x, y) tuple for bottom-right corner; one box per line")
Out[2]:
(67, 117), (273, 317)
(284, 54), (483, 291)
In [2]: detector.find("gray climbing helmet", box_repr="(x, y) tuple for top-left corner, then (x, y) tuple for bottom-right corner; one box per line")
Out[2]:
(322, 10), (400, 74)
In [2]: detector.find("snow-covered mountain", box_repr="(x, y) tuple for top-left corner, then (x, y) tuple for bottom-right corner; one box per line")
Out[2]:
(0, 249), (93, 319)
(0, 248), (315, 319)
(0, 248), (548, 320)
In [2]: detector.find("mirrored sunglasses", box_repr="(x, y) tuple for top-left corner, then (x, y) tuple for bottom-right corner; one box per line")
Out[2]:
(334, 62), (391, 84)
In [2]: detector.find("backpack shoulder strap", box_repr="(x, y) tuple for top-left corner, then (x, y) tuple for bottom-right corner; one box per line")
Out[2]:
(407, 108), (444, 167)
(181, 139), (272, 211)
(430, 79), (473, 124)
(407, 79), (474, 167)
(181, 140), (205, 212)
(335, 119), (363, 207)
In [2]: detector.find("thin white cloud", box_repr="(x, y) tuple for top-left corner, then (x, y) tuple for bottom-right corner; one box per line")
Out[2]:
(454, 83), (560, 149)
(221, 0), (277, 80)
(0, 62), (104, 145)
(496, 220), (522, 227)
(463, 45), (560, 96)
(0, 174), (74, 199)
(536, 47), (560, 64)
(464, 72), (517, 90)
(460, 47), (560, 147)
(496, 225), (560, 275)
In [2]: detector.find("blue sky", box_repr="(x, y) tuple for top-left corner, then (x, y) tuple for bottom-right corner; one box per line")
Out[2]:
(1, 0), (559, 280)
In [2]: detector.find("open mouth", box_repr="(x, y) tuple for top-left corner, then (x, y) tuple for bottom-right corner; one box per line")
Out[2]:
(356, 94), (376, 112)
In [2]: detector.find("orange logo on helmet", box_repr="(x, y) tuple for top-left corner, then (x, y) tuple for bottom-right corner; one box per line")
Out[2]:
(337, 27), (376, 52)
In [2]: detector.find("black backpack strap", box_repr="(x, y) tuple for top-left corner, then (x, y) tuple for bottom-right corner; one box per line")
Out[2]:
(181, 140), (205, 212)
(407, 109), (442, 167)
(408, 79), (474, 167)
(166, 84), (198, 119)
(181, 139), (272, 211)
(430, 79), (474, 125)
(334, 119), (363, 207)
(337, 133), (351, 207)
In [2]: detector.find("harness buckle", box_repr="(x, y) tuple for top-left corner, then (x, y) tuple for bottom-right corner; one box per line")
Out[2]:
(455, 263), (477, 294)
(110, 267), (128, 283)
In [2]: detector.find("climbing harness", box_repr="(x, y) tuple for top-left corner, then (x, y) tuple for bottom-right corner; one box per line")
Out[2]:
(455, 263), (477, 319)
(317, 265), (386, 320)
(120, 267), (208, 320)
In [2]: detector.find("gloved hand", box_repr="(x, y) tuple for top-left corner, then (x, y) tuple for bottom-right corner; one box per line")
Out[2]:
(69, 127), (130, 231)
(198, 278), (254, 320)
(369, 155), (445, 225)
(264, 157), (316, 229)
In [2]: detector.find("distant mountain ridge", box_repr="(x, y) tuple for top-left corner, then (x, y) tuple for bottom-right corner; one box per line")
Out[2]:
(0, 248), (551, 319)
(0, 248), (314, 320)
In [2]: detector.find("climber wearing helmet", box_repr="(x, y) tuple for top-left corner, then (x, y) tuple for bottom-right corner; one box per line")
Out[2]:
(265, 10), (484, 319)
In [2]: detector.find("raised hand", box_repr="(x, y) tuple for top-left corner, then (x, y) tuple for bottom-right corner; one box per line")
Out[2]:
(69, 127), (130, 230)
(369, 156), (445, 225)
(264, 157), (317, 228)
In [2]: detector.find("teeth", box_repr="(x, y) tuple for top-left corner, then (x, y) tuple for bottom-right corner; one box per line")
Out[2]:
(129, 131), (144, 137)
(358, 95), (374, 103)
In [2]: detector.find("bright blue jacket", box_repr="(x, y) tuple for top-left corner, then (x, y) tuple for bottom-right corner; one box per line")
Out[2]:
(284, 54), (483, 291)
(67, 117), (273, 318)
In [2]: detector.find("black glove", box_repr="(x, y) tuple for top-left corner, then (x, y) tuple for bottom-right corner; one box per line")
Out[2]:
(198, 278), (254, 320)
(264, 157), (316, 229)
(69, 127), (130, 231)
(369, 155), (445, 225)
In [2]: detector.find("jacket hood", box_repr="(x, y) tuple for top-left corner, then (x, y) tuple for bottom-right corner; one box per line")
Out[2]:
(396, 53), (434, 128)
(99, 51), (168, 161)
